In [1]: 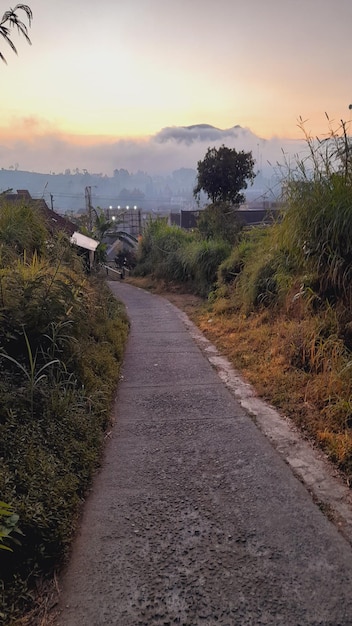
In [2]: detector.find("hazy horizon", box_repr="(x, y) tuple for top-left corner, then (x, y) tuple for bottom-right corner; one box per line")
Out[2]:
(0, 122), (310, 180)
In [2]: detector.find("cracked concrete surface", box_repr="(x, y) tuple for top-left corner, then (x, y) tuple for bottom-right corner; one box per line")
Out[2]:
(56, 283), (352, 626)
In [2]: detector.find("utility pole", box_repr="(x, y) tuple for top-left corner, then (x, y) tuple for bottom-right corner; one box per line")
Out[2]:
(50, 193), (54, 211)
(85, 186), (93, 231)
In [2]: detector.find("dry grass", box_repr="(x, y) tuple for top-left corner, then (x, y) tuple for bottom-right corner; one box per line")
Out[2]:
(14, 575), (60, 626)
(194, 308), (352, 478)
(127, 276), (352, 481)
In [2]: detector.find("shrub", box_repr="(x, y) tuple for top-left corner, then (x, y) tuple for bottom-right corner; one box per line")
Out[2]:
(197, 202), (245, 244)
(135, 218), (189, 277)
(135, 218), (195, 283)
(218, 227), (269, 285)
(134, 218), (231, 295)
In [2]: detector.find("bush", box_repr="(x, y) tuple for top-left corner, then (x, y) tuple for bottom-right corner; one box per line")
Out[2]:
(197, 202), (245, 244)
(134, 218), (230, 295)
(218, 228), (268, 285)
(135, 218), (192, 278)
(0, 201), (47, 263)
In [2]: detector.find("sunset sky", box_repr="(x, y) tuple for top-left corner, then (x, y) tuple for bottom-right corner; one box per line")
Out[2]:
(1, 0), (352, 174)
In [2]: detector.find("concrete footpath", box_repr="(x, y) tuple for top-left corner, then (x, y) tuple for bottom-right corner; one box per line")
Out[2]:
(57, 282), (352, 626)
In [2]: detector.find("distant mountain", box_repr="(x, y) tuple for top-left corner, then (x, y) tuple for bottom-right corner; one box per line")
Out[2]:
(185, 124), (222, 130)
(185, 123), (241, 131)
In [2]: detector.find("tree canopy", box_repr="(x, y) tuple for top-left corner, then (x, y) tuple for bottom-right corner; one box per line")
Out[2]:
(194, 145), (256, 205)
(0, 4), (32, 64)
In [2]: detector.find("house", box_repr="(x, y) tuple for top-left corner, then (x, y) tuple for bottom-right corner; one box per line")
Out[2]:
(0, 189), (98, 268)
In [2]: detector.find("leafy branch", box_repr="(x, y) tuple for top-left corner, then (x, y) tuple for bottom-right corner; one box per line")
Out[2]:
(0, 3), (32, 64)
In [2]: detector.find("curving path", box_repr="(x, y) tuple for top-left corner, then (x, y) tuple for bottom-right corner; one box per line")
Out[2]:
(57, 282), (352, 625)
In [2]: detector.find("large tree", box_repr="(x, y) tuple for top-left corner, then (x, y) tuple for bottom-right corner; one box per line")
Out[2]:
(194, 144), (256, 205)
(0, 4), (32, 64)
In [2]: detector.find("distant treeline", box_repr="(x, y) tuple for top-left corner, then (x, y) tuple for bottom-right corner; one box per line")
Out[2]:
(0, 167), (198, 213)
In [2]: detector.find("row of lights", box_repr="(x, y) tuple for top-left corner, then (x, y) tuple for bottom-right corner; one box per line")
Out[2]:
(109, 205), (138, 211)
(109, 205), (139, 222)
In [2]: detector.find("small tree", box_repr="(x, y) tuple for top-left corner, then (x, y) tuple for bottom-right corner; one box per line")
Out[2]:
(0, 4), (32, 64)
(194, 144), (256, 205)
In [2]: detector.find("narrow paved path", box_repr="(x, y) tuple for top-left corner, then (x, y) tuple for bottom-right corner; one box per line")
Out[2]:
(57, 282), (352, 626)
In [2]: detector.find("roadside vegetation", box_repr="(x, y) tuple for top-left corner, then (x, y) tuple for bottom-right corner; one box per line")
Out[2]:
(134, 145), (255, 296)
(134, 118), (352, 483)
(0, 197), (129, 623)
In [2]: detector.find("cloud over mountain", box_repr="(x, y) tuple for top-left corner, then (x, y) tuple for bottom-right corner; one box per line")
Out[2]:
(0, 121), (306, 180)
(154, 124), (251, 146)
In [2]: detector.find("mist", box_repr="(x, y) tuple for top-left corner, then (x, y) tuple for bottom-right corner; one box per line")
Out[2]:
(0, 123), (306, 179)
(0, 123), (310, 211)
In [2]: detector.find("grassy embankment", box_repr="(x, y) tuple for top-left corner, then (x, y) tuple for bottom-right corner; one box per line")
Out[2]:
(132, 121), (352, 484)
(0, 200), (129, 624)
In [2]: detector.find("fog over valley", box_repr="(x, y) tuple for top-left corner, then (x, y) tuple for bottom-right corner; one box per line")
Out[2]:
(0, 123), (307, 212)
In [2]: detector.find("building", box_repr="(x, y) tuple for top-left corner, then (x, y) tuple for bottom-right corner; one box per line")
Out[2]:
(169, 202), (282, 230)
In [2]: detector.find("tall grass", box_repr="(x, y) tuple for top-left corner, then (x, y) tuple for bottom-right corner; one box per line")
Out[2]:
(215, 224), (294, 313)
(279, 117), (352, 303)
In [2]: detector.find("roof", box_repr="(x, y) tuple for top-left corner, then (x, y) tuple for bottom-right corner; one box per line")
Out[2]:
(0, 189), (98, 251)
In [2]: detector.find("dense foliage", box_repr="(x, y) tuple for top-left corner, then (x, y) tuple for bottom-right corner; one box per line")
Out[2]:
(0, 199), (129, 623)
